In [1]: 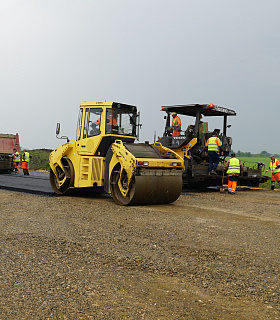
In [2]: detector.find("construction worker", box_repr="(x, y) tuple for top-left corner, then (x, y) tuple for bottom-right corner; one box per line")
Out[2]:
(12, 148), (20, 174)
(93, 113), (118, 135)
(171, 112), (181, 136)
(224, 153), (243, 194)
(95, 115), (117, 126)
(265, 155), (280, 190)
(22, 149), (30, 175)
(205, 132), (223, 174)
(105, 114), (118, 132)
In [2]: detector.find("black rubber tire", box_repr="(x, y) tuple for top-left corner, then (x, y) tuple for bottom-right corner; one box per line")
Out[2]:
(50, 157), (74, 195)
(110, 164), (136, 205)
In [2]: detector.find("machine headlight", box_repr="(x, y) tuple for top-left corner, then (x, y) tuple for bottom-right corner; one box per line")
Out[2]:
(172, 162), (181, 166)
(138, 161), (149, 166)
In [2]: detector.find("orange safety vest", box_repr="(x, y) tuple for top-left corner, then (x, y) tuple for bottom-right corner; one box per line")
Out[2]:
(107, 115), (117, 125)
(172, 116), (181, 136)
(96, 116), (117, 125)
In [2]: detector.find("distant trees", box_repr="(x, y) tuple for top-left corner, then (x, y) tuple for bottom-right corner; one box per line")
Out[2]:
(260, 150), (271, 157)
(233, 150), (280, 158)
(236, 150), (252, 157)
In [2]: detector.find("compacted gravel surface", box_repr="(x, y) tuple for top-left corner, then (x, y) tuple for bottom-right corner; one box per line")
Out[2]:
(0, 189), (280, 319)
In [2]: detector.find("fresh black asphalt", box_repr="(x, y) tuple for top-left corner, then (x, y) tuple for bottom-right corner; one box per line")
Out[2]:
(0, 171), (54, 196)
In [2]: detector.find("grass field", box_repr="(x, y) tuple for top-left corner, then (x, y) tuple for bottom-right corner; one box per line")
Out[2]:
(234, 157), (278, 189)
(28, 149), (51, 171)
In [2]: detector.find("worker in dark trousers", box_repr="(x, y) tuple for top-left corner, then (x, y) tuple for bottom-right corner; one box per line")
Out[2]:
(13, 148), (20, 174)
(22, 149), (31, 175)
(224, 153), (243, 194)
(205, 132), (223, 174)
(265, 155), (280, 190)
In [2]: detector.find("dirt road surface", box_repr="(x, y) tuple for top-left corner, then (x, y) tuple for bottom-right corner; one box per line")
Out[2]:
(0, 189), (280, 319)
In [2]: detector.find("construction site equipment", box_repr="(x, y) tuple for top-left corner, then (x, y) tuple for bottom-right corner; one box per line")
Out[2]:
(0, 133), (20, 173)
(49, 101), (185, 205)
(157, 103), (268, 188)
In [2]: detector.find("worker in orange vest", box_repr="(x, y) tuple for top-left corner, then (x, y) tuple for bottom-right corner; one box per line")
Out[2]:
(171, 112), (181, 137)
(265, 155), (280, 190)
(205, 132), (223, 174)
(89, 113), (118, 136)
(95, 115), (117, 126)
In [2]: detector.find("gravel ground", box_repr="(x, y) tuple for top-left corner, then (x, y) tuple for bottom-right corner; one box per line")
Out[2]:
(0, 189), (280, 319)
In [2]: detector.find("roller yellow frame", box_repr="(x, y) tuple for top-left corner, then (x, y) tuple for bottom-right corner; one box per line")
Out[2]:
(49, 101), (186, 205)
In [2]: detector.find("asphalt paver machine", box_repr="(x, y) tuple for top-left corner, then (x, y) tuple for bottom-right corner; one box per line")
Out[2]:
(157, 103), (267, 188)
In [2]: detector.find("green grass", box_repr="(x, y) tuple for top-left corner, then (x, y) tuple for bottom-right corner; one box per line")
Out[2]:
(234, 157), (278, 189)
(27, 149), (52, 171)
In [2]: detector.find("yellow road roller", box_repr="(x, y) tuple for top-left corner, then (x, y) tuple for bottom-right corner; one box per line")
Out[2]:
(49, 101), (185, 205)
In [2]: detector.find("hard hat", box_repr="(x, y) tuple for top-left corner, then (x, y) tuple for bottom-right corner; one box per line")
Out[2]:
(270, 154), (275, 158)
(171, 112), (177, 116)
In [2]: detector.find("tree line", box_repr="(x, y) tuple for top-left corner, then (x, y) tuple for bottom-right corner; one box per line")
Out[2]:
(232, 150), (280, 158)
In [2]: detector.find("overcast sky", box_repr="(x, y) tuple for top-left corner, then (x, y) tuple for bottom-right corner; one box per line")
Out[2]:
(1, 0), (279, 153)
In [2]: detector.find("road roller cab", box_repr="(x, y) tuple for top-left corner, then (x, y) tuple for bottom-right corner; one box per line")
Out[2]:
(49, 101), (185, 205)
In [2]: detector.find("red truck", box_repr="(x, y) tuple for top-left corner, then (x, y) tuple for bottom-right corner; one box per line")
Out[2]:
(0, 133), (20, 173)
